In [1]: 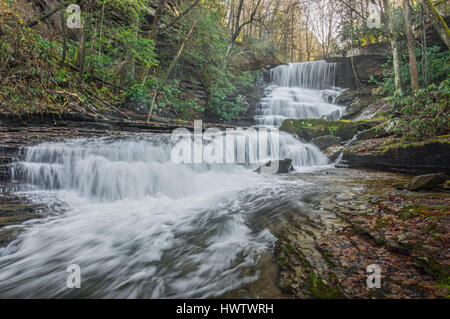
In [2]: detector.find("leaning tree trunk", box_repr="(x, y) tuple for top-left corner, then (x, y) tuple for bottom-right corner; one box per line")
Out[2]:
(403, 0), (420, 92)
(422, 0), (450, 50)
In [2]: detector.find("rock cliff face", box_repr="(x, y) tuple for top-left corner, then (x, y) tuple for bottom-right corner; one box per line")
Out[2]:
(413, 16), (450, 47)
(326, 54), (388, 88)
(341, 135), (450, 174)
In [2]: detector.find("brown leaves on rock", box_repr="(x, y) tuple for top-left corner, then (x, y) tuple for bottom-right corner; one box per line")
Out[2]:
(334, 192), (449, 298)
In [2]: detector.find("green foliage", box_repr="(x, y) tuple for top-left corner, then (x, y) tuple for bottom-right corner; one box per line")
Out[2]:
(126, 79), (204, 120)
(372, 45), (450, 95)
(1, 0), (269, 122)
(209, 71), (257, 122)
(386, 79), (450, 139)
(308, 272), (343, 299)
(160, 3), (259, 122)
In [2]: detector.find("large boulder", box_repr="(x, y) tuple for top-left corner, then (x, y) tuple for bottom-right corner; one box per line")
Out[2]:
(343, 97), (373, 119)
(334, 86), (374, 107)
(341, 135), (450, 174)
(280, 118), (382, 143)
(255, 159), (294, 174)
(407, 173), (448, 191)
(322, 109), (341, 121)
(310, 135), (341, 150)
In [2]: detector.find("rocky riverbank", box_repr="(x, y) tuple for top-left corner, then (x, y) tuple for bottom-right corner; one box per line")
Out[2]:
(271, 168), (449, 299)
(276, 103), (449, 298)
(280, 117), (450, 175)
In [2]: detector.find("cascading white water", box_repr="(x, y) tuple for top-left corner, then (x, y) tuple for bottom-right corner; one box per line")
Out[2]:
(271, 60), (338, 89)
(11, 133), (327, 202)
(0, 132), (327, 298)
(0, 61), (343, 298)
(256, 61), (345, 126)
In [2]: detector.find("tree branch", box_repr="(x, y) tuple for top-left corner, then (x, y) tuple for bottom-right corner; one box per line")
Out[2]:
(231, 0), (262, 43)
(159, 0), (202, 33)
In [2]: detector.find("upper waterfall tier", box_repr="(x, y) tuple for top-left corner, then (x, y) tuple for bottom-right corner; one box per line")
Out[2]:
(255, 61), (345, 127)
(271, 61), (340, 89)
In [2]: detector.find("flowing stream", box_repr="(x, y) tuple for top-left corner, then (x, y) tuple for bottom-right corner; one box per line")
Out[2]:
(0, 61), (346, 298)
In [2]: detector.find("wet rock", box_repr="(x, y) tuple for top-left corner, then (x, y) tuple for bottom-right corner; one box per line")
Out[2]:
(334, 89), (365, 107)
(255, 159), (293, 174)
(311, 135), (341, 150)
(341, 135), (450, 174)
(322, 109), (341, 121)
(344, 97), (379, 120)
(324, 146), (343, 162)
(342, 97), (365, 119)
(280, 118), (370, 142)
(407, 173), (448, 191)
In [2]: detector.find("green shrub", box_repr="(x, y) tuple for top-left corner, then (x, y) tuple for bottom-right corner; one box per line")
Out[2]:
(386, 79), (450, 139)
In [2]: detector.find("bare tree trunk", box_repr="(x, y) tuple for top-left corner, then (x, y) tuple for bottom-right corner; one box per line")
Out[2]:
(146, 21), (198, 122)
(422, 0), (450, 49)
(403, 0), (420, 92)
(421, 4), (428, 87)
(291, 5), (295, 62)
(234, 0), (245, 36)
(59, 11), (67, 69)
(383, 0), (403, 93)
(77, 31), (86, 84)
(88, 23), (98, 80)
(159, 0), (202, 33)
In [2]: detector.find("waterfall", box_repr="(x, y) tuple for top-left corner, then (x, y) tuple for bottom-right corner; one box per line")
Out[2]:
(256, 61), (345, 126)
(271, 60), (339, 89)
(0, 61), (344, 299)
(0, 132), (327, 298)
(12, 133), (328, 202)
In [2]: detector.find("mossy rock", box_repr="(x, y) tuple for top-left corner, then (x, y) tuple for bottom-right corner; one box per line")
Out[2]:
(280, 118), (363, 141)
(334, 121), (358, 140)
(310, 135), (341, 150)
(307, 271), (344, 299)
(341, 135), (450, 174)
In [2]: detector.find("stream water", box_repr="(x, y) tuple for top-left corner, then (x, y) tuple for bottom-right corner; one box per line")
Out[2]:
(0, 61), (347, 298)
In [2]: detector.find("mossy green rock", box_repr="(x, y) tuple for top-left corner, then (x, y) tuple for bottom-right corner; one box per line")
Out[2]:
(342, 135), (450, 174)
(280, 118), (381, 141)
(310, 135), (341, 150)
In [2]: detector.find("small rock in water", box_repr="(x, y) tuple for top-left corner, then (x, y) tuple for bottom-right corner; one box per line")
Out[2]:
(255, 158), (294, 174)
